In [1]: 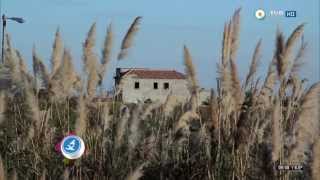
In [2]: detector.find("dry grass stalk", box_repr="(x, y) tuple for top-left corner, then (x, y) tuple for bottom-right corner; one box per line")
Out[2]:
(0, 92), (6, 125)
(126, 164), (144, 180)
(0, 155), (5, 180)
(183, 46), (198, 112)
(75, 94), (88, 137)
(116, 105), (130, 147)
(312, 139), (320, 180)
(129, 104), (143, 150)
(50, 28), (63, 76)
(99, 23), (113, 85)
(10, 169), (17, 180)
(272, 99), (281, 162)
(245, 39), (262, 88)
(63, 168), (70, 180)
(118, 16), (142, 60)
(102, 103), (112, 131)
(289, 82), (320, 163)
(209, 89), (218, 130)
(40, 170), (46, 180)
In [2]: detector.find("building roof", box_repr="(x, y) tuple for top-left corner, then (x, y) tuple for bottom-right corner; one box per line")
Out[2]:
(120, 68), (186, 80)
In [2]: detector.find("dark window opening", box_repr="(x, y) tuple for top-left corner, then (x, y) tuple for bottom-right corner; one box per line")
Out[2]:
(154, 82), (158, 89)
(134, 82), (140, 89)
(164, 82), (169, 89)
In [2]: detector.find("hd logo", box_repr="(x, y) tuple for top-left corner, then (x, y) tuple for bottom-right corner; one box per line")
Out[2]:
(285, 11), (297, 17)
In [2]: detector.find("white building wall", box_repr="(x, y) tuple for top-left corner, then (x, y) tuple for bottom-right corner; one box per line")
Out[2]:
(120, 74), (190, 103)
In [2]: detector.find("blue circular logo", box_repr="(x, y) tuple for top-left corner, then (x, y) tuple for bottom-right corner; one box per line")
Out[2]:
(60, 135), (85, 159)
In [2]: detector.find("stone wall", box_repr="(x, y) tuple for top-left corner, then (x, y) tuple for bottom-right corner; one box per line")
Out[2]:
(119, 74), (190, 103)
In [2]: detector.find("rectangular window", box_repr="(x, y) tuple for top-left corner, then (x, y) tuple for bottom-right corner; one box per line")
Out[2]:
(164, 82), (169, 89)
(154, 82), (158, 89)
(134, 82), (140, 89)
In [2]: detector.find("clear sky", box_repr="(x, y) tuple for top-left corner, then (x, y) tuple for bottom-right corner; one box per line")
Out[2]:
(2, 0), (319, 89)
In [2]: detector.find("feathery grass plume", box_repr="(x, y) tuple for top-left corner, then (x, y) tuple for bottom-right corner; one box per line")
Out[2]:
(87, 68), (99, 98)
(141, 101), (162, 120)
(272, 99), (281, 162)
(126, 164), (144, 180)
(0, 155), (5, 180)
(24, 78), (41, 135)
(0, 91), (6, 125)
(75, 94), (88, 137)
(50, 28), (63, 76)
(163, 93), (179, 117)
(275, 25), (304, 80)
(289, 82), (320, 163)
(83, 23), (99, 98)
(221, 23), (231, 67)
(274, 29), (286, 79)
(258, 48), (277, 107)
(289, 37), (307, 77)
(175, 111), (199, 134)
(283, 24), (305, 64)
(32, 46), (49, 89)
(183, 45), (198, 112)
(219, 22), (232, 99)
(115, 105), (130, 147)
(117, 16), (142, 60)
(83, 22), (98, 72)
(229, 8), (241, 63)
(230, 59), (242, 108)
(4, 34), (21, 83)
(245, 39), (262, 88)
(16, 50), (32, 81)
(312, 139), (320, 180)
(50, 49), (78, 98)
(99, 23), (113, 85)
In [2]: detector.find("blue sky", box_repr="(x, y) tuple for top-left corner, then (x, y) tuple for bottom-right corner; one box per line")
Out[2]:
(2, 0), (319, 89)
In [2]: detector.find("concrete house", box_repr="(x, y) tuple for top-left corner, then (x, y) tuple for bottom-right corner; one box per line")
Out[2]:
(114, 68), (191, 103)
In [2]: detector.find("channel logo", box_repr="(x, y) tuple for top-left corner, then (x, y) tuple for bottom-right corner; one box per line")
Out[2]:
(256, 9), (297, 20)
(61, 135), (85, 159)
(255, 9), (266, 20)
